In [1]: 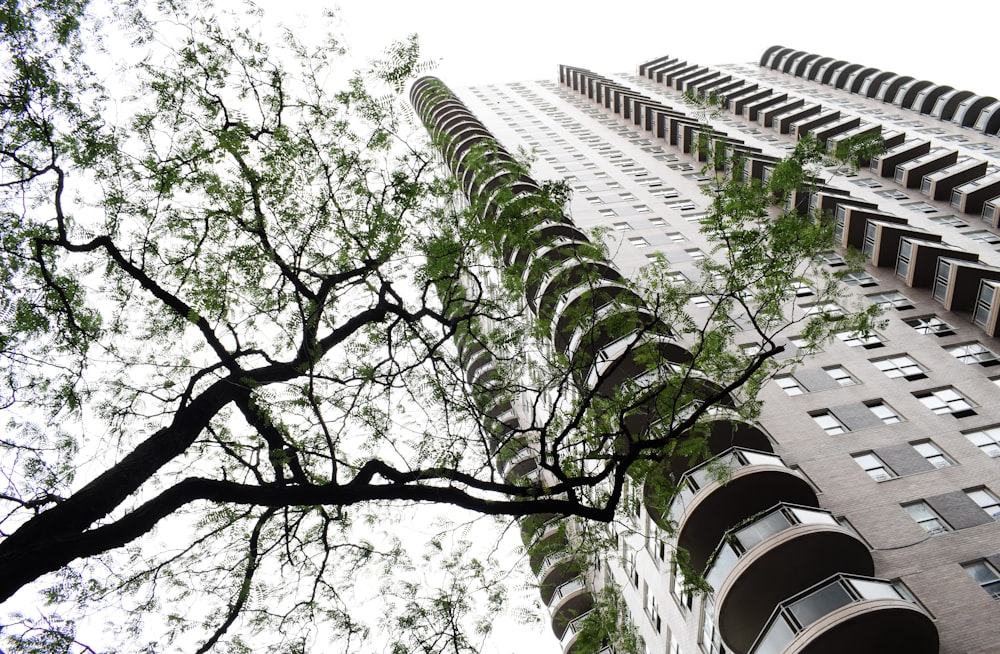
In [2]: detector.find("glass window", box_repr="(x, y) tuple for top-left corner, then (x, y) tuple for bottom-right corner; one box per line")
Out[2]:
(817, 251), (846, 267)
(872, 354), (927, 380)
(963, 426), (1000, 458)
(664, 270), (687, 285)
(867, 291), (914, 310)
(930, 215), (968, 228)
(946, 342), (1000, 366)
(916, 387), (975, 416)
(628, 236), (650, 248)
(792, 281), (814, 297)
(966, 488), (1000, 520)
(966, 230), (1000, 244)
(853, 452), (896, 481)
(775, 375), (805, 395)
(667, 232), (686, 243)
(912, 440), (953, 468)
(825, 366), (858, 386)
(804, 302), (844, 318)
(868, 401), (902, 424)
(904, 315), (955, 336)
(964, 561), (1000, 599)
(904, 501), (949, 534)
(649, 217), (667, 226)
(691, 295), (711, 308)
(812, 411), (848, 435)
(837, 331), (885, 349)
(842, 271), (878, 287)
(613, 221), (633, 231)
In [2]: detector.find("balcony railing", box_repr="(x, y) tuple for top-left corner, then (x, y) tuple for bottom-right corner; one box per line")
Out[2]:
(671, 447), (789, 518)
(548, 577), (586, 611)
(705, 503), (839, 590)
(560, 610), (592, 647)
(750, 574), (922, 654)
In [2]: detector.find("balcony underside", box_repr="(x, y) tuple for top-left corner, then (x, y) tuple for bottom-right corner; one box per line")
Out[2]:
(718, 526), (873, 653)
(677, 468), (818, 572)
(786, 601), (938, 654)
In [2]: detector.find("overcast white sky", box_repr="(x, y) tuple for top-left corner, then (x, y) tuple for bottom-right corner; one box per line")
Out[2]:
(307, 0), (1000, 99)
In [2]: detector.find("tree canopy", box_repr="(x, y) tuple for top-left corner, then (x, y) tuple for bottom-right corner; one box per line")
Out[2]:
(0, 1), (876, 652)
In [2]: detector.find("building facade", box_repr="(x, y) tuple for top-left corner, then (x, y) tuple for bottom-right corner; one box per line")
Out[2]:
(412, 46), (1000, 654)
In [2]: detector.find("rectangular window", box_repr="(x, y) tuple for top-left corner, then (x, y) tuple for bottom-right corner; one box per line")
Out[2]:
(825, 365), (858, 386)
(868, 291), (914, 311)
(665, 270), (688, 285)
(837, 331), (885, 349)
(812, 411), (849, 435)
(853, 452), (896, 481)
(912, 440), (953, 468)
(792, 281), (814, 297)
(612, 221), (633, 231)
(804, 302), (844, 318)
(775, 375), (805, 395)
(916, 387), (976, 417)
(872, 354), (928, 380)
(964, 561), (1000, 599)
(628, 236), (650, 249)
(843, 271), (878, 287)
(966, 230), (1000, 244)
(868, 401), (903, 424)
(963, 426), (1000, 458)
(946, 342), (1000, 366)
(691, 295), (711, 308)
(904, 501), (949, 534)
(904, 315), (955, 336)
(649, 217), (667, 226)
(930, 215), (968, 228)
(666, 232), (687, 243)
(817, 251), (847, 267)
(685, 248), (706, 260)
(966, 488), (1000, 520)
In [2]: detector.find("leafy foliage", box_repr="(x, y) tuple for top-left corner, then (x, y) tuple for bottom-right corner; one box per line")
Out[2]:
(1, 1), (877, 652)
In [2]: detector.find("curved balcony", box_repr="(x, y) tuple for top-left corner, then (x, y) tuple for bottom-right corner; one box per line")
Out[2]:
(520, 513), (559, 548)
(535, 259), (625, 326)
(552, 284), (645, 353)
(498, 445), (536, 480)
(643, 416), (773, 523)
(508, 223), (591, 269)
(750, 574), (938, 654)
(556, 602), (596, 648)
(708, 504), (874, 653)
(548, 577), (587, 613)
(539, 556), (586, 605)
(672, 448), (818, 572)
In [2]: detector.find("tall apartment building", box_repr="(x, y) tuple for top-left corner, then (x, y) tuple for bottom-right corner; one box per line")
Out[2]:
(411, 46), (1000, 654)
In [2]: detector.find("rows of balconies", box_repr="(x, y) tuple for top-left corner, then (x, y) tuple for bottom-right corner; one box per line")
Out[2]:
(636, 55), (1000, 340)
(413, 78), (707, 653)
(759, 46), (1000, 136)
(561, 67), (939, 654)
(824, 192), (1000, 336)
(638, 416), (937, 653)
(641, 54), (1000, 224)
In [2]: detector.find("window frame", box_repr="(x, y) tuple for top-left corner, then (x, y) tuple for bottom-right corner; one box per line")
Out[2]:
(853, 452), (896, 481)
(903, 501), (950, 534)
(872, 354), (928, 380)
(912, 440), (954, 468)
(812, 410), (849, 435)
(915, 387), (976, 417)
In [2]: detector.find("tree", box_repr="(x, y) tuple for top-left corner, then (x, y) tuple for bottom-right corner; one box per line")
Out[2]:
(1, 2), (876, 651)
